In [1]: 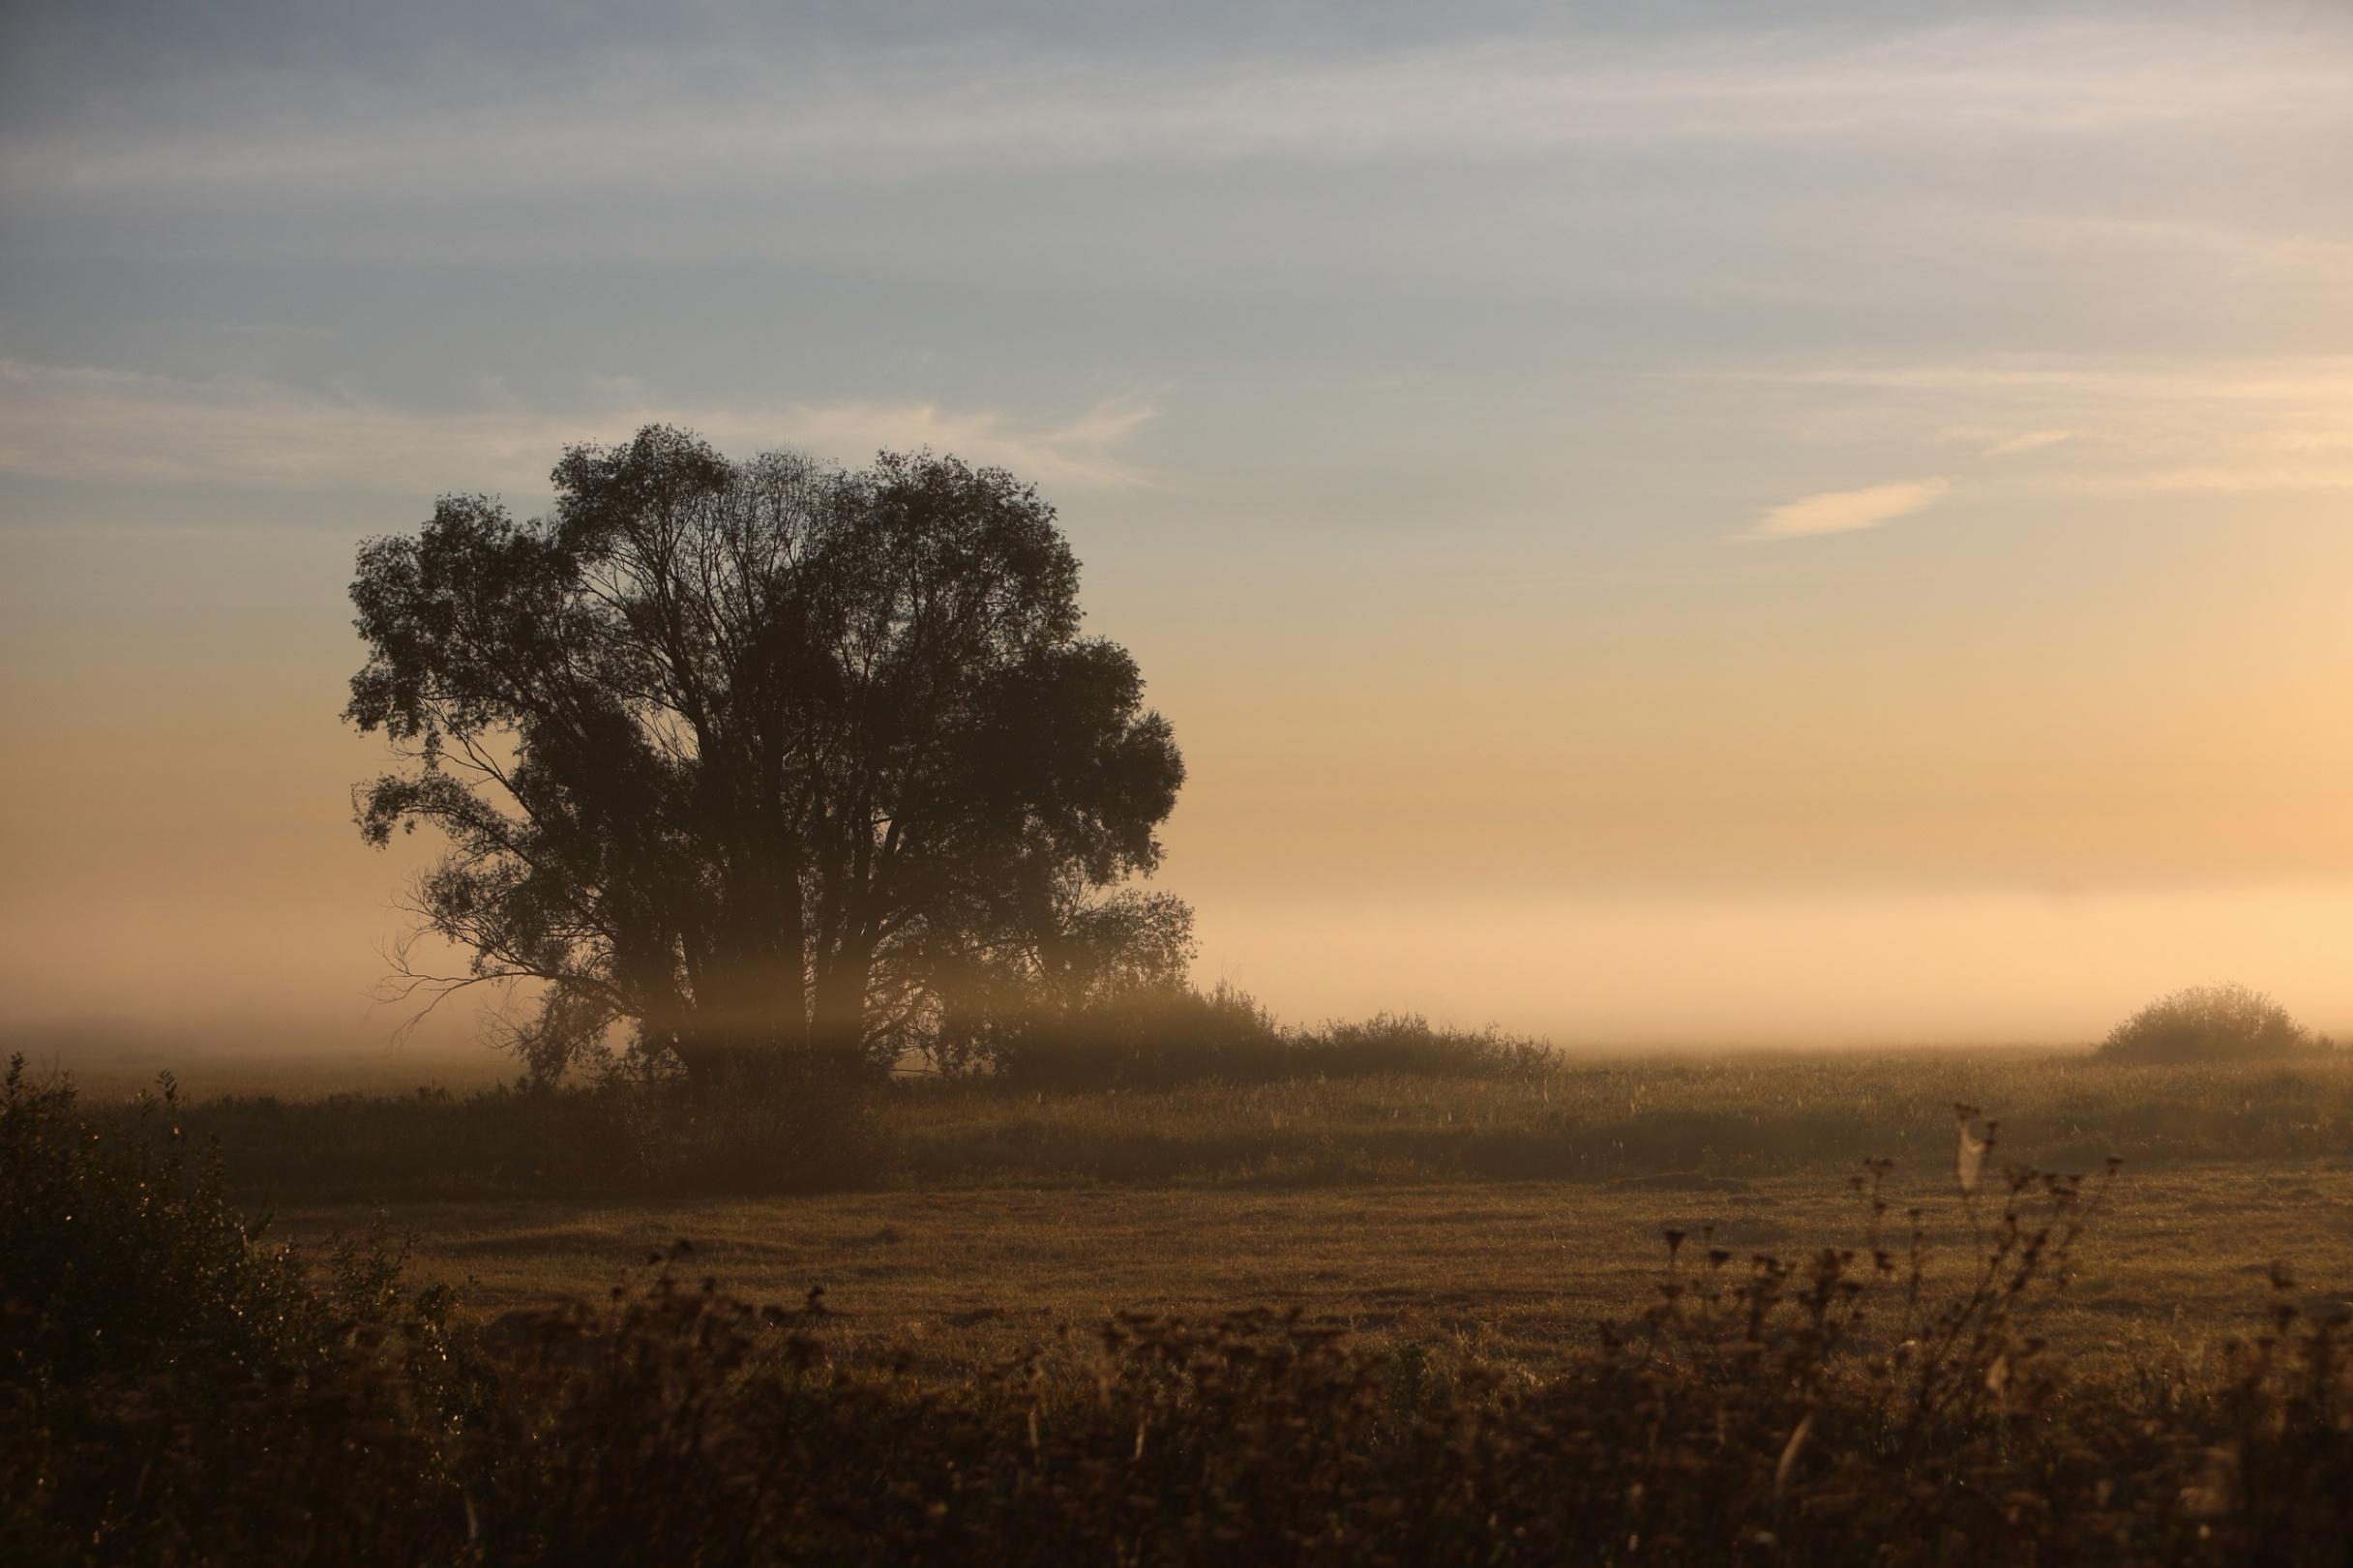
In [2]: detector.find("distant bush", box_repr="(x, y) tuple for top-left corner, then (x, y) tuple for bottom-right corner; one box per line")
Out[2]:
(986, 981), (1283, 1089)
(2097, 984), (2321, 1065)
(984, 985), (1552, 1091)
(1307, 1012), (1555, 1080)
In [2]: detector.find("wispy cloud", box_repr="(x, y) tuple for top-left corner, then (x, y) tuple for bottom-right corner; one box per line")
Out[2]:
(1742, 478), (1952, 541)
(1981, 429), (2073, 457)
(1708, 356), (2353, 499)
(0, 361), (1159, 495)
(5, 21), (2345, 200)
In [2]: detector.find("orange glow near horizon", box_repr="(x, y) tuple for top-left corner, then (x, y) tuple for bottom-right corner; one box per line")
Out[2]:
(4, 496), (2350, 1055)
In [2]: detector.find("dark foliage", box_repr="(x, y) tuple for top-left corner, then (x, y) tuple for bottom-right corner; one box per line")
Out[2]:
(344, 427), (1184, 1084)
(0, 1055), (466, 1562)
(0, 1056), (410, 1389)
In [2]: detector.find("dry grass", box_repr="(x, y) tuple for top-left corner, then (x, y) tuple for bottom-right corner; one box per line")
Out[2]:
(892, 1051), (2353, 1184)
(67, 1047), (2353, 1378)
(278, 1162), (2353, 1384)
(47, 1049), (515, 1103)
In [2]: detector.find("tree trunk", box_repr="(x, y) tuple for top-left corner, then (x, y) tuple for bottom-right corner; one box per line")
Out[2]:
(808, 941), (875, 1076)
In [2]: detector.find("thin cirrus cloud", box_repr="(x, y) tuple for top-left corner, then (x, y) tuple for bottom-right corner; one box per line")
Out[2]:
(1742, 478), (1953, 542)
(1707, 355), (2353, 500)
(1981, 429), (2074, 457)
(4, 19), (2347, 200)
(0, 359), (1161, 495)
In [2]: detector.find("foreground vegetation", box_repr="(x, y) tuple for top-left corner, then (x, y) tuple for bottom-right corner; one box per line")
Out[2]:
(10, 1055), (2353, 1564)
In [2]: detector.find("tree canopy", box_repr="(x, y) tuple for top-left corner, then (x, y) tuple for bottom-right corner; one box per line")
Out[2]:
(345, 426), (1186, 1081)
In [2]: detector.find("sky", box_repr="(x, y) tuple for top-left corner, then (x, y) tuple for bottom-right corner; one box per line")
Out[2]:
(3, 0), (2351, 1055)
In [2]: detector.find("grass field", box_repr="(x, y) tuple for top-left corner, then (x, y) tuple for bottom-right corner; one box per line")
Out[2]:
(278, 1162), (2353, 1383)
(41, 1044), (2353, 1369)
(21, 1042), (2353, 1561)
(116, 1046), (2340, 1384)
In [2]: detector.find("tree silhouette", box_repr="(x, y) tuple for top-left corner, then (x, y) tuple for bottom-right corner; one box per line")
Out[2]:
(345, 426), (1184, 1082)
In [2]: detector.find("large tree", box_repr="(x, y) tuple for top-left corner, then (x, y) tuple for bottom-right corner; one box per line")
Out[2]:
(345, 426), (1184, 1082)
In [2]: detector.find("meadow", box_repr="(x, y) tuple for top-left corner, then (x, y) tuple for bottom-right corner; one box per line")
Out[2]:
(127, 1045), (2353, 1364)
(273, 1163), (2353, 1386)
(15, 1042), (2353, 1561)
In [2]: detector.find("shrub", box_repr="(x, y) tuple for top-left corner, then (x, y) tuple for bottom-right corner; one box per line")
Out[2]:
(986, 986), (1554, 1092)
(0, 1053), (472, 1562)
(2097, 984), (2318, 1065)
(987, 982), (1286, 1090)
(1303, 1012), (1553, 1080)
(0, 1054), (383, 1388)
